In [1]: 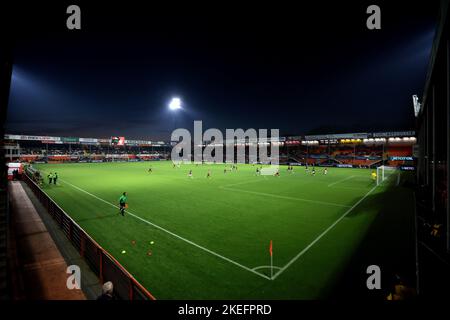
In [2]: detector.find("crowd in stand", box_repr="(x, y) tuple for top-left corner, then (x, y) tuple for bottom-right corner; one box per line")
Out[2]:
(11, 141), (414, 168)
(11, 144), (170, 163)
(283, 144), (412, 167)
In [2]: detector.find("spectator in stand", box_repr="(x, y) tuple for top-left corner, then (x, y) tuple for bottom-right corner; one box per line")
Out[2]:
(97, 281), (116, 300)
(430, 222), (442, 237)
(386, 274), (416, 300)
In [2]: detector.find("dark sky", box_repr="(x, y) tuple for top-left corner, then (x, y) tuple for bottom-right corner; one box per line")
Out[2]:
(6, 1), (439, 140)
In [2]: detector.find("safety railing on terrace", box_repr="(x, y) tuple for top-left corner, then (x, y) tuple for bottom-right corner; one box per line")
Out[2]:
(22, 173), (156, 300)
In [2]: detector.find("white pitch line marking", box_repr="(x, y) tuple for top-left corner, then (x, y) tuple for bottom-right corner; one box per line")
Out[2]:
(252, 265), (282, 272)
(327, 175), (355, 187)
(218, 179), (263, 188)
(219, 187), (351, 208)
(271, 184), (378, 280)
(58, 178), (271, 281)
(330, 185), (369, 191)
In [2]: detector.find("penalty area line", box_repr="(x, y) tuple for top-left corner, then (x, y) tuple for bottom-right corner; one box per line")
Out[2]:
(219, 187), (351, 208)
(327, 175), (355, 187)
(58, 178), (271, 281)
(272, 184), (379, 280)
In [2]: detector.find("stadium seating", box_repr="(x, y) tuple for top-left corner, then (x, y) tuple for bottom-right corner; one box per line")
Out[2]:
(285, 142), (412, 168)
(7, 143), (170, 164)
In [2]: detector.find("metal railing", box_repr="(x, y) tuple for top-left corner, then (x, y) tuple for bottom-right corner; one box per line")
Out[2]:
(23, 173), (156, 300)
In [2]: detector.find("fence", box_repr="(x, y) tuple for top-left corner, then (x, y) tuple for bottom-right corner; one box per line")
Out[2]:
(23, 173), (156, 300)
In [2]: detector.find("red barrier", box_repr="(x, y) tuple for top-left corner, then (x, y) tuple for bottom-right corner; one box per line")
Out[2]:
(23, 174), (156, 300)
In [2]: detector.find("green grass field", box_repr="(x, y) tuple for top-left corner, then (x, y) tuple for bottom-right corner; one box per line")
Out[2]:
(33, 161), (411, 299)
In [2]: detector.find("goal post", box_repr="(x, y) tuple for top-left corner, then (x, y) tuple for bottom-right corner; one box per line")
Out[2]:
(376, 165), (400, 186)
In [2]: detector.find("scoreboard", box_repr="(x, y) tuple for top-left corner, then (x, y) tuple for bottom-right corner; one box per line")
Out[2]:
(111, 136), (125, 146)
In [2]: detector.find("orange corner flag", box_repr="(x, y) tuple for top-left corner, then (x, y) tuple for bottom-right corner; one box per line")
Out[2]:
(269, 240), (273, 257)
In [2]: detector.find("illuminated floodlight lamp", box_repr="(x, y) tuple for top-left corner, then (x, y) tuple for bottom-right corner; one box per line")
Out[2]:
(412, 95), (421, 117)
(169, 97), (182, 110)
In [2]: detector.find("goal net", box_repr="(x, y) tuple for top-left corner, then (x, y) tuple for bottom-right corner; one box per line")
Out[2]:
(376, 165), (399, 186)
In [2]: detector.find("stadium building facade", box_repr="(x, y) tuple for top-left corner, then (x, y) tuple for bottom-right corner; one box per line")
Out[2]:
(414, 0), (450, 297)
(3, 131), (416, 170)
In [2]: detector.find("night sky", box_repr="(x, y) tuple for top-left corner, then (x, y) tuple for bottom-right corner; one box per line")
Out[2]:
(6, 2), (439, 140)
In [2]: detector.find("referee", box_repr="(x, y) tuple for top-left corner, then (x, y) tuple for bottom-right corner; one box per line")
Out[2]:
(118, 192), (127, 216)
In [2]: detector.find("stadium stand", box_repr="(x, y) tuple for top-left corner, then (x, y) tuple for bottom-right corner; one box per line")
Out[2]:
(3, 132), (415, 168)
(3, 136), (171, 164)
(282, 133), (415, 168)
(415, 0), (450, 298)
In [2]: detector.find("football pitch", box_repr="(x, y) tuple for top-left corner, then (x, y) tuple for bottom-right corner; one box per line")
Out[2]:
(33, 161), (412, 299)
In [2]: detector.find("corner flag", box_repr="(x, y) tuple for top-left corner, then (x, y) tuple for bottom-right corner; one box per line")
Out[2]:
(269, 240), (273, 279)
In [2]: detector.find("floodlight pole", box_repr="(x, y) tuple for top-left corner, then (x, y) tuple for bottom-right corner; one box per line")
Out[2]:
(173, 113), (177, 131)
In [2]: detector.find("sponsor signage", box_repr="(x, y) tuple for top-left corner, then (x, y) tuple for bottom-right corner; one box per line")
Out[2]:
(390, 156), (414, 161)
(79, 138), (98, 143)
(372, 131), (415, 138)
(125, 140), (139, 146)
(336, 164), (353, 168)
(305, 133), (368, 140)
(4, 134), (22, 140)
(4, 135), (61, 142)
(61, 137), (79, 143)
(302, 131), (416, 141)
(125, 140), (153, 146)
(287, 136), (302, 140)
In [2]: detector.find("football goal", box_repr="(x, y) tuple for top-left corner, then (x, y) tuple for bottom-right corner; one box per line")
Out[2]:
(376, 165), (400, 186)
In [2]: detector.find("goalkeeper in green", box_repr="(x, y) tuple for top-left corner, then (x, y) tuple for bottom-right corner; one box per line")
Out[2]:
(118, 192), (128, 216)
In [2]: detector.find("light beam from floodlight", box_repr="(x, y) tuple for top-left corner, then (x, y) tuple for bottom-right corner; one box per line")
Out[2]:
(169, 97), (182, 110)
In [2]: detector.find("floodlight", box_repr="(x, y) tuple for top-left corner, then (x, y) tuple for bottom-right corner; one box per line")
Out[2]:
(412, 95), (421, 117)
(169, 97), (182, 110)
